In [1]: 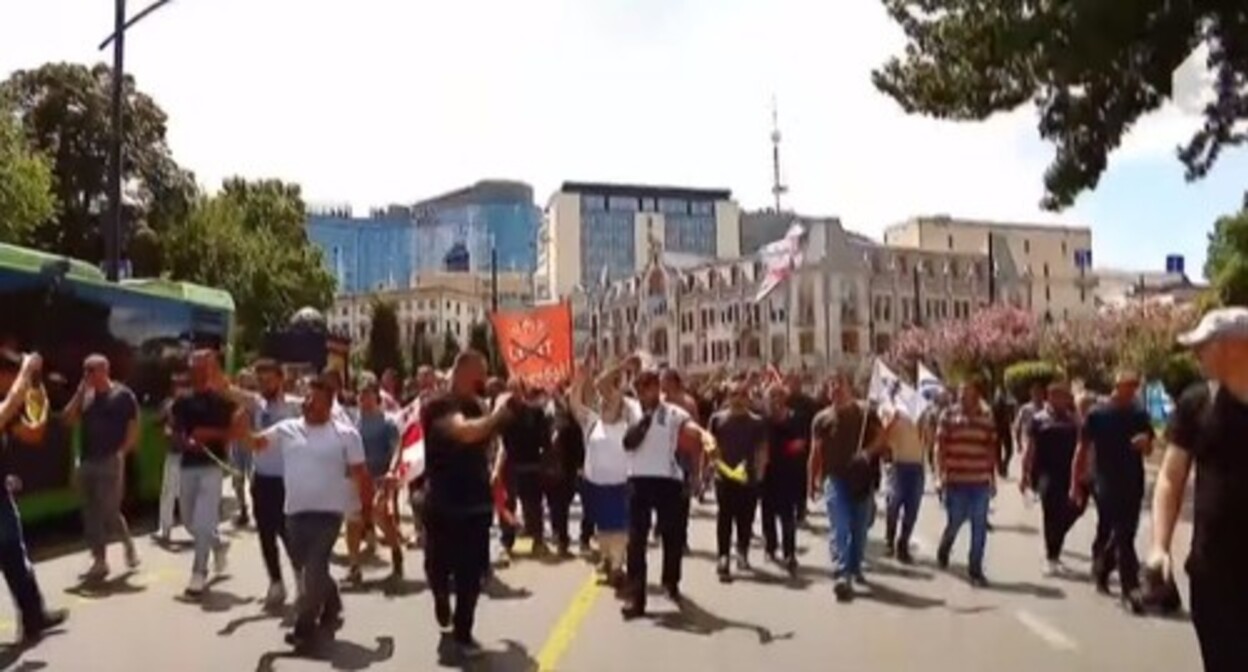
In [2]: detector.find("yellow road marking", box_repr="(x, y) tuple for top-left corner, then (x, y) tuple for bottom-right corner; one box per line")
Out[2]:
(535, 573), (601, 672)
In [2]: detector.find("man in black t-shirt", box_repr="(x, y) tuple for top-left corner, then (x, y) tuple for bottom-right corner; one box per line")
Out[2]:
(707, 381), (768, 582)
(421, 350), (516, 659)
(761, 385), (805, 575)
(496, 381), (554, 560)
(170, 350), (238, 599)
(0, 352), (68, 643)
(1150, 308), (1248, 672)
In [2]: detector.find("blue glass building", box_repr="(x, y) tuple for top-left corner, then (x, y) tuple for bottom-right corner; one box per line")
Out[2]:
(414, 181), (540, 274)
(305, 213), (416, 295)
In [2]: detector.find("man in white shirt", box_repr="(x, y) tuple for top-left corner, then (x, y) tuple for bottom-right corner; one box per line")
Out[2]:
(619, 366), (715, 620)
(245, 374), (374, 652)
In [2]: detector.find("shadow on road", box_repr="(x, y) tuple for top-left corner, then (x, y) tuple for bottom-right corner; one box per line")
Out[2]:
(988, 523), (1040, 536)
(650, 596), (794, 645)
(218, 608), (289, 637)
(855, 579), (946, 610)
(255, 635), (395, 672)
(0, 642), (50, 672)
(63, 570), (145, 599)
(339, 575), (428, 599)
(482, 575), (532, 601)
(436, 636), (536, 671)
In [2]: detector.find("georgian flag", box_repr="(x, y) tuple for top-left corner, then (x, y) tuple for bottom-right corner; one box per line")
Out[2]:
(753, 223), (807, 303)
(392, 401), (426, 484)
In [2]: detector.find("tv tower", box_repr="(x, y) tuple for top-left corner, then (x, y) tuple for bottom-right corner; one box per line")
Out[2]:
(770, 96), (788, 212)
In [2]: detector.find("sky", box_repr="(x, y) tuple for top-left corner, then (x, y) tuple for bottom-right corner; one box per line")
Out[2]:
(2, 0), (1244, 277)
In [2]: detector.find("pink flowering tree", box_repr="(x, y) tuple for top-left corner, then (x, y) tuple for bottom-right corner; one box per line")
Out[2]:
(889, 306), (1039, 383)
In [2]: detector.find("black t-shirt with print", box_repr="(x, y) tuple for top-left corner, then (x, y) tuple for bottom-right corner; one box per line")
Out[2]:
(1166, 383), (1248, 583)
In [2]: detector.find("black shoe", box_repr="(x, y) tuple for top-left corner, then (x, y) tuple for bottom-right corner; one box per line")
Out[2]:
(784, 557), (799, 577)
(620, 603), (645, 620)
(319, 612), (344, 632)
(716, 557), (731, 583)
(765, 551), (780, 565)
(663, 582), (682, 602)
(883, 540), (896, 558)
(852, 572), (868, 586)
(285, 630), (316, 652)
(1095, 577), (1111, 595)
(455, 635), (484, 659)
(896, 546), (914, 565)
(833, 580), (853, 603)
(434, 595), (452, 630)
(969, 572), (989, 588)
(936, 552), (950, 570)
(1121, 589), (1146, 615)
(736, 554), (751, 572)
(20, 608), (68, 644)
(235, 512), (250, 527)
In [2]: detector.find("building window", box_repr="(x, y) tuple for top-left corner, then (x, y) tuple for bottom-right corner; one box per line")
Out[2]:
(690, 201), (714, 216)
(947, 235), (954, 250)
(608, 196), (637, 212)
(799, 332), (815, 355)
(841, 330), (860, 355)
(1061, 241), (1068, 256)
(1023, 239), (1031, 254)
(659, 198), (688, 215)
(1043, 263), (1050, 278)
(582, 195), (606, 211)
(1045, 286), (1052, 302)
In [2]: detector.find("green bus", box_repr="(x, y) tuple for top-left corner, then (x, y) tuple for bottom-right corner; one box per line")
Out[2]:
(0, 243), (235, 526)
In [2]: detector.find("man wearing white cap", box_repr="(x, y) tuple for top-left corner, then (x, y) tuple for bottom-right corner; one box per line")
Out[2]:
(1149, 307), (1248, 672)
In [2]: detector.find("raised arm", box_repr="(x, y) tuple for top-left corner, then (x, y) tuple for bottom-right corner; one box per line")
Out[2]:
(435, 398), (513, 446)
(0, 355), (40, 429)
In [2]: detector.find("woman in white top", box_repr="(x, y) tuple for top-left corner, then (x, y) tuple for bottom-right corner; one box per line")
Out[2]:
(568, 360), (637, 586)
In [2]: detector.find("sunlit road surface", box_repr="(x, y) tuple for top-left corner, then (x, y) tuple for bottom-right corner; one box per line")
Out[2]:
(0, 467), (1201, 672)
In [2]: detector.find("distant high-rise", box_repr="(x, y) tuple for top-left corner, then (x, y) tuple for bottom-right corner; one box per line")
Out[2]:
(413, 180), (541, 274)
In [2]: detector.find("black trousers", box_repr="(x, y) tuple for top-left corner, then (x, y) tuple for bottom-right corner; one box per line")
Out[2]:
(1191, 574), (1248, 672)
(578, 477), (595, 545)
(544, 475), (576, 549)
(1093, 487), (1141, 591)
(1039, 478), (1082, 561)
(251, 475), (292, 583)
(716, 480), (758, 559)
(0, 492), (47, 632)
(626, 477), (685, 611)
(424, 509), (491, 640)
(761, 471), (800, 559)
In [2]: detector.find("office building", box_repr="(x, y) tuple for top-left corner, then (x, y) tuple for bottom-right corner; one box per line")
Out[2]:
(883, 215), (1095, 321)
(537, 182), (741, 301)
(413, 180), (541, 274)
(306, 211), (416, 295)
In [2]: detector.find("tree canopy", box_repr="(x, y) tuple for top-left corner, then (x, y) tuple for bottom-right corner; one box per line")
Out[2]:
(873, 1), (1248, 210)
(1, 62), (195, 259)
(1205, 193), (1248, 306)
(0, 101), (55, 243)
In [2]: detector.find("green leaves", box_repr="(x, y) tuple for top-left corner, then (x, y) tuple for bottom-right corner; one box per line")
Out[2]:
(0, 101), (55, 244)
(874, 0), (1247, 209)
(1206, 198), (1248, 306)
(365, 297), (404, 378)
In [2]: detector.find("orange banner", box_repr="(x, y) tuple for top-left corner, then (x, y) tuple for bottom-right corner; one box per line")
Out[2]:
(489, 302), (574, 388)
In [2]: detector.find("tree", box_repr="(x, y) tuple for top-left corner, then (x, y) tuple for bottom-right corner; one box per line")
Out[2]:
(873, 2), (1248, 210)
(365, 296), (404, 378)
(467, 321), (508, 376)
(890, 306), (1039, 383)
(1205, 194), (1248, 306)
(437, 331), (460, 370)
(409, 320), (436, 370)
(1, 62), (195, 263)
(162, 182), (335, 355)
(0, 100), (56, 244)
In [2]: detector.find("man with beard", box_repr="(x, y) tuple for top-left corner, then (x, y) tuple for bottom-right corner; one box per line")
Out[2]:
(760, 384), (804, 575)
(420, 351), (518, 656)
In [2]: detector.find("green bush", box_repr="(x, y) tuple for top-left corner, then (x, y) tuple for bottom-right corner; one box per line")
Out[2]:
(1003, 360), (1062, 402)
(1159, 351), (1204, 402)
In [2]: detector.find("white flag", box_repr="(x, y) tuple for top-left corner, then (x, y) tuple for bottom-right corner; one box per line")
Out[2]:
(869, 359), (921, 420)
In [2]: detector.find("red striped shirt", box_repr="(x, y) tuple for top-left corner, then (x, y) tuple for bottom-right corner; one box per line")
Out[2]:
(937, 407), (997, 485)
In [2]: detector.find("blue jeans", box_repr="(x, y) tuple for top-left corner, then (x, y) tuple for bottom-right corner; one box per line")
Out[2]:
(938, 483), (991, 574)
(180, 466), (223, 576)
(886, 463), (925, 549)
(0, 491), (47, 630)
(824, 477), (870, 578)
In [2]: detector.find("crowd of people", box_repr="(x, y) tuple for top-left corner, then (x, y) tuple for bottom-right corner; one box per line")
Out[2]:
(0, 306), (1245, 670)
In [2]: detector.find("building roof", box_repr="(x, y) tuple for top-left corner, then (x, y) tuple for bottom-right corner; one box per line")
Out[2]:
(558, 181), (732, 202)
(414, 180), (536, 209)
(889, 215), (1092, 236)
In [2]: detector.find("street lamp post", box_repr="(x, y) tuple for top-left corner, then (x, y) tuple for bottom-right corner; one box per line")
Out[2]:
(99, 0), (175, 281)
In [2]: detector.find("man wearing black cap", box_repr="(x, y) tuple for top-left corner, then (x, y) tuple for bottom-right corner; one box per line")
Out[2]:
(1149, 307), (1248, 672)
(0, 352), (68, 642)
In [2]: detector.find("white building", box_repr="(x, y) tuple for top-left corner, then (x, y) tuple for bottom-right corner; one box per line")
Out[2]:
(536, 182), (741, 302)
(574, 217), (1023, 375)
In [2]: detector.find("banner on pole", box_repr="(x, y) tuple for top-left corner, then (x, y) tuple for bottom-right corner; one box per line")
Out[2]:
(489, 301), (575, 388)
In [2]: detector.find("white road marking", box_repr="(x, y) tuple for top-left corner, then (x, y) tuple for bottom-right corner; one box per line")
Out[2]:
(1014, 609), (1079, 651)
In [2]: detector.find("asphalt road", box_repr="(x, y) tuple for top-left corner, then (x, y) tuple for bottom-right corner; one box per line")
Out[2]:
(0, 466), (1203, 672)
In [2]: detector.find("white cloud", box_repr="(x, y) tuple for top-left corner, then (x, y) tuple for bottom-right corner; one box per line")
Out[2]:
(0, 0), (1205, 240)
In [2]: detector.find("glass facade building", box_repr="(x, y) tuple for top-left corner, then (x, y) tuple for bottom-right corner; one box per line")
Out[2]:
(306, 214), (416, 295)
(414, 181), (540, 274)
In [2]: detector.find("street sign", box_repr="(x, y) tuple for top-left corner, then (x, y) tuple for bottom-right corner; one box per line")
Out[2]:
(1165, 254), (1185, 274)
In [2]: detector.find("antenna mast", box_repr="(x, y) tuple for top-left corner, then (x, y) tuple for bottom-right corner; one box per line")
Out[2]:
(770, 96), (788, 212)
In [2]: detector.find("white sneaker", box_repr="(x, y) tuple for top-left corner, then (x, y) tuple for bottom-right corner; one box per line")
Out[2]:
(264, 581), (287, 608)
(213, 542), (230, 576)
(184, 573), (207, 597)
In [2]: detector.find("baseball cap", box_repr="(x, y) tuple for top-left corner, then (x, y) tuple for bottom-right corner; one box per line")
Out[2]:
(1177, 307), (1248, 348)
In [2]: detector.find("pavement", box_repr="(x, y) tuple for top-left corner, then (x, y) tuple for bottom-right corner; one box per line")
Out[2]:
(0, 468), (1203, 672)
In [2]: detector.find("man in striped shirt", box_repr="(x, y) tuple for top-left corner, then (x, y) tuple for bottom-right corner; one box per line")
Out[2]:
(935, 378), (998, 587)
